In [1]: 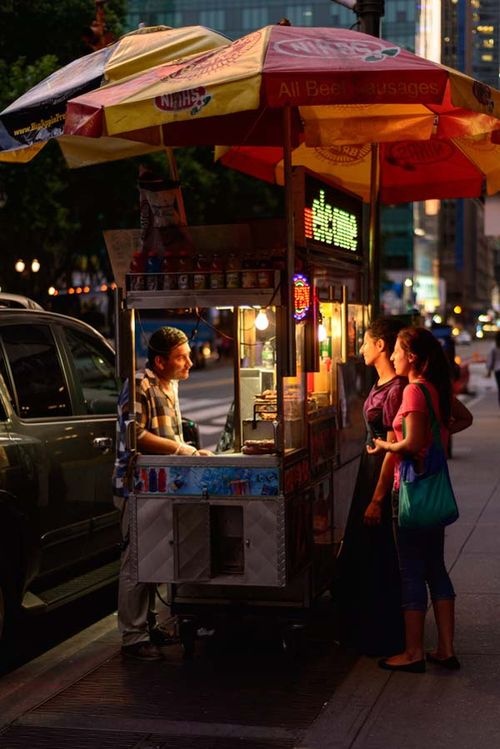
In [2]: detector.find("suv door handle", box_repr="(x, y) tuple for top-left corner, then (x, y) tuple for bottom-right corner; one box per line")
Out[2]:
(93, 436), (113, 452)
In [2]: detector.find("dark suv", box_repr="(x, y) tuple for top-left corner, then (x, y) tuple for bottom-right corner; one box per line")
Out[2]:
(0, 303), (121, 641)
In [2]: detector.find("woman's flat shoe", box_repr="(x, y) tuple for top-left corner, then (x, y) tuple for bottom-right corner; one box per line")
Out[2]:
(378, 658), (425, 673)
(426, 653), (461, 670)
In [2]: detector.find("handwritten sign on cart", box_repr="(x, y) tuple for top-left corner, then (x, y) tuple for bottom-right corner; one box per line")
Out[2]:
(103, 229), (141, 290)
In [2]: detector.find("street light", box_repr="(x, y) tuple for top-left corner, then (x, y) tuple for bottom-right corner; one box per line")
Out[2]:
(15, 258), (41, 274)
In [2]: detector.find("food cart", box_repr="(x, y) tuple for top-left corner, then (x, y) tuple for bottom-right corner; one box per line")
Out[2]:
(115, 168), (371, 655)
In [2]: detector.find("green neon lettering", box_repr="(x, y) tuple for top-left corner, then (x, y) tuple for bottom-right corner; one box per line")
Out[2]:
(311, 189), (358, 251)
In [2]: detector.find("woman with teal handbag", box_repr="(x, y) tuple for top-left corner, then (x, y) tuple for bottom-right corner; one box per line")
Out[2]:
(366, 327), (472, 673)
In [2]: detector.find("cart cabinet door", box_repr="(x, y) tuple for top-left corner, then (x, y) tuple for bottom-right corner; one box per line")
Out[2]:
(174, 502), (211, 581)
(244, 499), (285, 587)
(134, 496), (175, 583)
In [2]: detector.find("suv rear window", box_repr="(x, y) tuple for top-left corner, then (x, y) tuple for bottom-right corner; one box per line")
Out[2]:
(0, 324), (71, 418)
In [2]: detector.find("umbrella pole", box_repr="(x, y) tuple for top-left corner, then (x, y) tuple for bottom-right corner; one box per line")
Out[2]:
(368, 143), (380, 318)
(282, 104), (296, 378)
(165, 146), (187, 225)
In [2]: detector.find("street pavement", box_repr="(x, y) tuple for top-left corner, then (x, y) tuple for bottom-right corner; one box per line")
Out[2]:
(0, 345), (499, 749)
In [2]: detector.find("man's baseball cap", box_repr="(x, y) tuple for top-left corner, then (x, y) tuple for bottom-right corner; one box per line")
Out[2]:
(148, 326), (189, 363)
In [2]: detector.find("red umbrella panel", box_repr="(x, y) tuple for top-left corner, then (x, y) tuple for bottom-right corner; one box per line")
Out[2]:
(216, 134), (500, 204)
(64, 25), (500, 150)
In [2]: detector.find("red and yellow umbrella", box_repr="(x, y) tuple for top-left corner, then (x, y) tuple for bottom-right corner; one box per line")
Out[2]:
(0, 24), (230, 167)
(64, 24), (500, 151)
(216, 134), (500, 204)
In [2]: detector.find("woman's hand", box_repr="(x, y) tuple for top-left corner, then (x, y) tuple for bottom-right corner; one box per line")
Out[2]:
(366, 437), (391, 454)
(364, 500), (383, 525)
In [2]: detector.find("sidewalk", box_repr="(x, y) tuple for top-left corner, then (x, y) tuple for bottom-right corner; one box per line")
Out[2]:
(0, 361), (498, 749)
(302, 361), (500, 748)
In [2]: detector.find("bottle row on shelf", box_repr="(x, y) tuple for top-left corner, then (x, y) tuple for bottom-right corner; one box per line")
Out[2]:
(127, 248), (278, 291)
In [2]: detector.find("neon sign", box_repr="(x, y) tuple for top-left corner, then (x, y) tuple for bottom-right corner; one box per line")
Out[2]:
(293, 273), (311, 320)
(299, 173), (362, 255)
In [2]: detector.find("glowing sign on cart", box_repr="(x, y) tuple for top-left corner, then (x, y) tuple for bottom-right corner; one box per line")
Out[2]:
(298, 172), (362, 255)
(293, 274), (311, 320)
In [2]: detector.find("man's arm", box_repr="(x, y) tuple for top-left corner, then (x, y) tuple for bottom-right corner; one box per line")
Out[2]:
(137, 428), (197, 455)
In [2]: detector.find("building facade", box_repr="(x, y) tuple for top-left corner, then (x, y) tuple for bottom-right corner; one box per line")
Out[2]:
(125, 1), (500, 321)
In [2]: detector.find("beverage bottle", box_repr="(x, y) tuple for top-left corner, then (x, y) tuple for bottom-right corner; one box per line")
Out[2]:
(261, 340), (275, 368)
(161, 250), (177, 290)
(129, 251), (145, 291)
(193, 253), (209, 289)
(225, 252), (240, 288)
(158, 467), (167, 492)
(241, 252), (257, 288)
(176, 248), (193, 290)
(145, 251), (161, 290)
(209, 252), (225, 289)
(140, 467), (149, 492)
(148, 467), (158, 493)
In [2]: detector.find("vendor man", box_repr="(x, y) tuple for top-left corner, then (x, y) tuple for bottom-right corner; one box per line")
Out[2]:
(113, 326), (212, 661)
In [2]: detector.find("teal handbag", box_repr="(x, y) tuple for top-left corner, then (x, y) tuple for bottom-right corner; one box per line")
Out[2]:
(398, 384), (459, 530)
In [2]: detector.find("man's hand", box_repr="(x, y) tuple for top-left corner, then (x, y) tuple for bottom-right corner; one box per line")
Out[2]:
(197, 448), (214, 456)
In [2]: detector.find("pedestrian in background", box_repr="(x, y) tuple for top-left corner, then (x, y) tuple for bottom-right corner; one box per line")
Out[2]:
(366, 327), (472, 673)
(338, 316), (406, 656)
(486, 330), (500, 405)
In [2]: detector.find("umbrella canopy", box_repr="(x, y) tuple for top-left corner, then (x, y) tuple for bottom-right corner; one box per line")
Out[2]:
(63, 24), (500, 151)
(0, 24), (230, 166)
(215, 134), (500, 203)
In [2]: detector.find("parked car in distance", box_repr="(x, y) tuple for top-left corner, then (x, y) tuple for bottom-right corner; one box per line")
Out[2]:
(453, 328), (472, 345)
(0, 301), (122, 643)
(0, 292), (44, 310)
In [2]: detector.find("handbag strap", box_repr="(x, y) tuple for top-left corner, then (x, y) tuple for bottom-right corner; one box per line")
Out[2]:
(402, 382), (443, 449)
(415, 383), (444, 448)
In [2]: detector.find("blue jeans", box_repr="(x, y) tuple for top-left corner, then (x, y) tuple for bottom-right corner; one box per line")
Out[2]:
(392, 492), (455, 611)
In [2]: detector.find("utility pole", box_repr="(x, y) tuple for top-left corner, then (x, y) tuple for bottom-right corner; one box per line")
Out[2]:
(355, 0), (385, 37)
(331, 0), (385, 316)
(330, 0), (384, 37)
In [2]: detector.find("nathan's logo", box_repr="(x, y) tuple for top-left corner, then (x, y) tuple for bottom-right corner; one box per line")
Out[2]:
(154, 87), (211, 115)
(305, 189), (358, 251)
(315, 144), (371, 166)
(472, 81), (494, 112)
(385, 141), (455, 170)
(273, 36), (400, 62)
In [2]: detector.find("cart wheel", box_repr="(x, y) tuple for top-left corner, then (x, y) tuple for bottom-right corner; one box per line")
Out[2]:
(281, 623), (305, 657)
(179, 618), (197, 659)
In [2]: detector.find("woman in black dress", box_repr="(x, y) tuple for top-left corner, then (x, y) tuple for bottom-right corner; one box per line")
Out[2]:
(337, 317), (406, 655)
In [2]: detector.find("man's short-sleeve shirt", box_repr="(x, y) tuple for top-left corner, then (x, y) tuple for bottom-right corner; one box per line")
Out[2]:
(112, 368), (183, 498)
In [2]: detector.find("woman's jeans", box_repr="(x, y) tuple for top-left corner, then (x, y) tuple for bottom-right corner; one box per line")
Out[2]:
(392, 491), (455, 611)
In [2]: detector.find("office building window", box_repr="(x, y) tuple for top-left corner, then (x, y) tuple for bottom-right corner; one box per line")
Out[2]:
(384, 1), (415, 24)
(242, 8), (269, 30)
(329, 5), (355, 29)
(164, 11), (183, 26)
(200, 9), (226, 29)
(285, 5), (314, 26)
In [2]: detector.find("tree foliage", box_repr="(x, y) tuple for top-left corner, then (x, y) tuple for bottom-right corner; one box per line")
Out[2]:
(0, 1), (282, 305)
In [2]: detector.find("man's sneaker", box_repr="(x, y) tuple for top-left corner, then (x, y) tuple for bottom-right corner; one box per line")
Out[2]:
(121, 641), (164, 661)
(149, 625), (178, 647)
